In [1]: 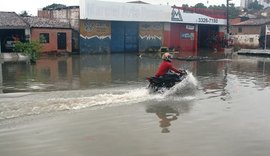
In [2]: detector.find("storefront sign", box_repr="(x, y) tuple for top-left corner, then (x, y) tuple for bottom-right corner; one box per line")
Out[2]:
(81, 0), (171, 22)
(186, 25), (195, 30)
(181, 33), (194, 40)
(171, 8), (183, 21)
(80, 0), (226, 25)
(197, 17), (218, 24)
(171, 8), (226, 25)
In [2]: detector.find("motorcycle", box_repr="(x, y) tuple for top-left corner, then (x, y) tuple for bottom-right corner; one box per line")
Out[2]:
(147, 70), (187, 93)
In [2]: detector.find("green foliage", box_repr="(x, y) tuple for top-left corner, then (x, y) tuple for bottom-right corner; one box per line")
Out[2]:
(208, 4), (227, 10)
(43, 3), (66, 10)
(194, 3), (207, 8)
(19, 10), (31, 17)
(182, 4), (189, 7)
(228, 4), (240, 19)
(248, 0), (263, 10)
(194, 3), (240, 19)
(14, 41), (42, 63)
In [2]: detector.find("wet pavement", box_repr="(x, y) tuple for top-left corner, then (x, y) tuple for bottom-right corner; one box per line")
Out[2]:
(1, 52), (270, 156)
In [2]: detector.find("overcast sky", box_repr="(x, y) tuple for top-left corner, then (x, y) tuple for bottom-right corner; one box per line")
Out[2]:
(0, 0), (240, 16)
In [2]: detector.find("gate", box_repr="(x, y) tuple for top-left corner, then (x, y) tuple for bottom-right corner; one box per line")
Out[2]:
(111, 22), (138, 53)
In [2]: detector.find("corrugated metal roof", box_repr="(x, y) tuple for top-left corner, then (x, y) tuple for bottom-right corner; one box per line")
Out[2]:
(233, 18), (270, 26)
(23, 17), (71, 28)
(0, 11), (29, 28)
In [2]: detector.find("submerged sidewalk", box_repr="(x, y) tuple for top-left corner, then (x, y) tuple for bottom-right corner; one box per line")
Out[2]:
(237, 49), (270, 56)
(0, 53), (30, 63)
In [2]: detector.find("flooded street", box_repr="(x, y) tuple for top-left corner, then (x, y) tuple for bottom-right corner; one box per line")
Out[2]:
(1, 52), (270, 156)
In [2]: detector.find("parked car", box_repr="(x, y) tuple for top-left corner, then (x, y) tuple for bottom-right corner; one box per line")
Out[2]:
(4, 37), (16, 51)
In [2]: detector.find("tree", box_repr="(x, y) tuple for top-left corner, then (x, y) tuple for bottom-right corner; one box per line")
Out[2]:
(182, 4), (189, 7)
(43, 3), (66, 10)
(248, 0), (263, 10)
(194, 3), (207, 8)
(14, 41), (42, 64)
(208, 4), (227, 10)
(19, 10), (31, 17)
(228, 3), (240, 19)
(200, 3), (240, 19)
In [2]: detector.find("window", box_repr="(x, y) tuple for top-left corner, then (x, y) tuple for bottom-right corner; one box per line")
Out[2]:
(40, 33), (49, 43)
(238, 27), (242, 33)
(250, 38), (254, 43)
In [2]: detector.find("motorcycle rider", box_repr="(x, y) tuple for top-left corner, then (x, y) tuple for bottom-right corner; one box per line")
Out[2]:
(155, 52), (184, 78)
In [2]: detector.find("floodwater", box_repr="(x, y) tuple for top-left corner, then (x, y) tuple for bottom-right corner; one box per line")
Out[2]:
(1, 52), (270, 156)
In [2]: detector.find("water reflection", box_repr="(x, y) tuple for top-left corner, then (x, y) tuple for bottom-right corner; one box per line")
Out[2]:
(146, 101), (191, 133)
(1, 53), (270, 94)
(230, 56), (270, 89)
(0, 54), (150, 93)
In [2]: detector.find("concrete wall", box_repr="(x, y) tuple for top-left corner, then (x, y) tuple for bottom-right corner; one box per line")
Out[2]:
(232, 34), (260, 48)
(31, 28), (72, 53)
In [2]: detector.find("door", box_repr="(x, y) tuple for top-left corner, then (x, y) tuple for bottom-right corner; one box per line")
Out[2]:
(125, 22), (138, 52)
(111, 22), (125, 53)
(57, 32), (67, 50)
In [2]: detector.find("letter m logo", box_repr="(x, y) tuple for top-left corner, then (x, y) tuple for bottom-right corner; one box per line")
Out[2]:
(171, 8), (183, 21)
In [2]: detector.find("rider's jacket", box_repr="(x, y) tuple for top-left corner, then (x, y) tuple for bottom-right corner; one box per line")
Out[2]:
(155, 60), (180, 77)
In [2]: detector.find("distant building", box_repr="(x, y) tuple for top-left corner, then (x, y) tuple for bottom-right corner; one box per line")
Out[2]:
(23, 17), (72, 53)
(0, 11), (29, 53)
(38, 6), (80, 52)
(80, 0), (227, 54)
(231, 18), (270, 48)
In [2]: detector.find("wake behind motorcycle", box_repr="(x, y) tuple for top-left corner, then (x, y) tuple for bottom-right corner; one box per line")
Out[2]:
(147, 70), (187, 93)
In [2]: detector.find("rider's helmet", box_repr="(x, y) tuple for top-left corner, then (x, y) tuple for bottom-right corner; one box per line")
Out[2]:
(162, 52), (172, 62)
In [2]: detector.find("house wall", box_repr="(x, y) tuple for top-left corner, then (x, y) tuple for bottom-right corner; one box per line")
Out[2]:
(231, 25), (261, 35)
(231, 25), (261, 48)
(80, 20), (164, 53)
(79, 19), (224, 53)
(139, 22), (163, 52)
(31, 28), (72, 53)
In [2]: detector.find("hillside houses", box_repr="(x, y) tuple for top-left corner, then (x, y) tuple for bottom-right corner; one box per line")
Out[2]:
(231, 7), (270, 49)
(231, 18), (270, 48)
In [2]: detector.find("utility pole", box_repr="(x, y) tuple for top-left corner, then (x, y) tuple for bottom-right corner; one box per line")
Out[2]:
(226, 0), (230, 34)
